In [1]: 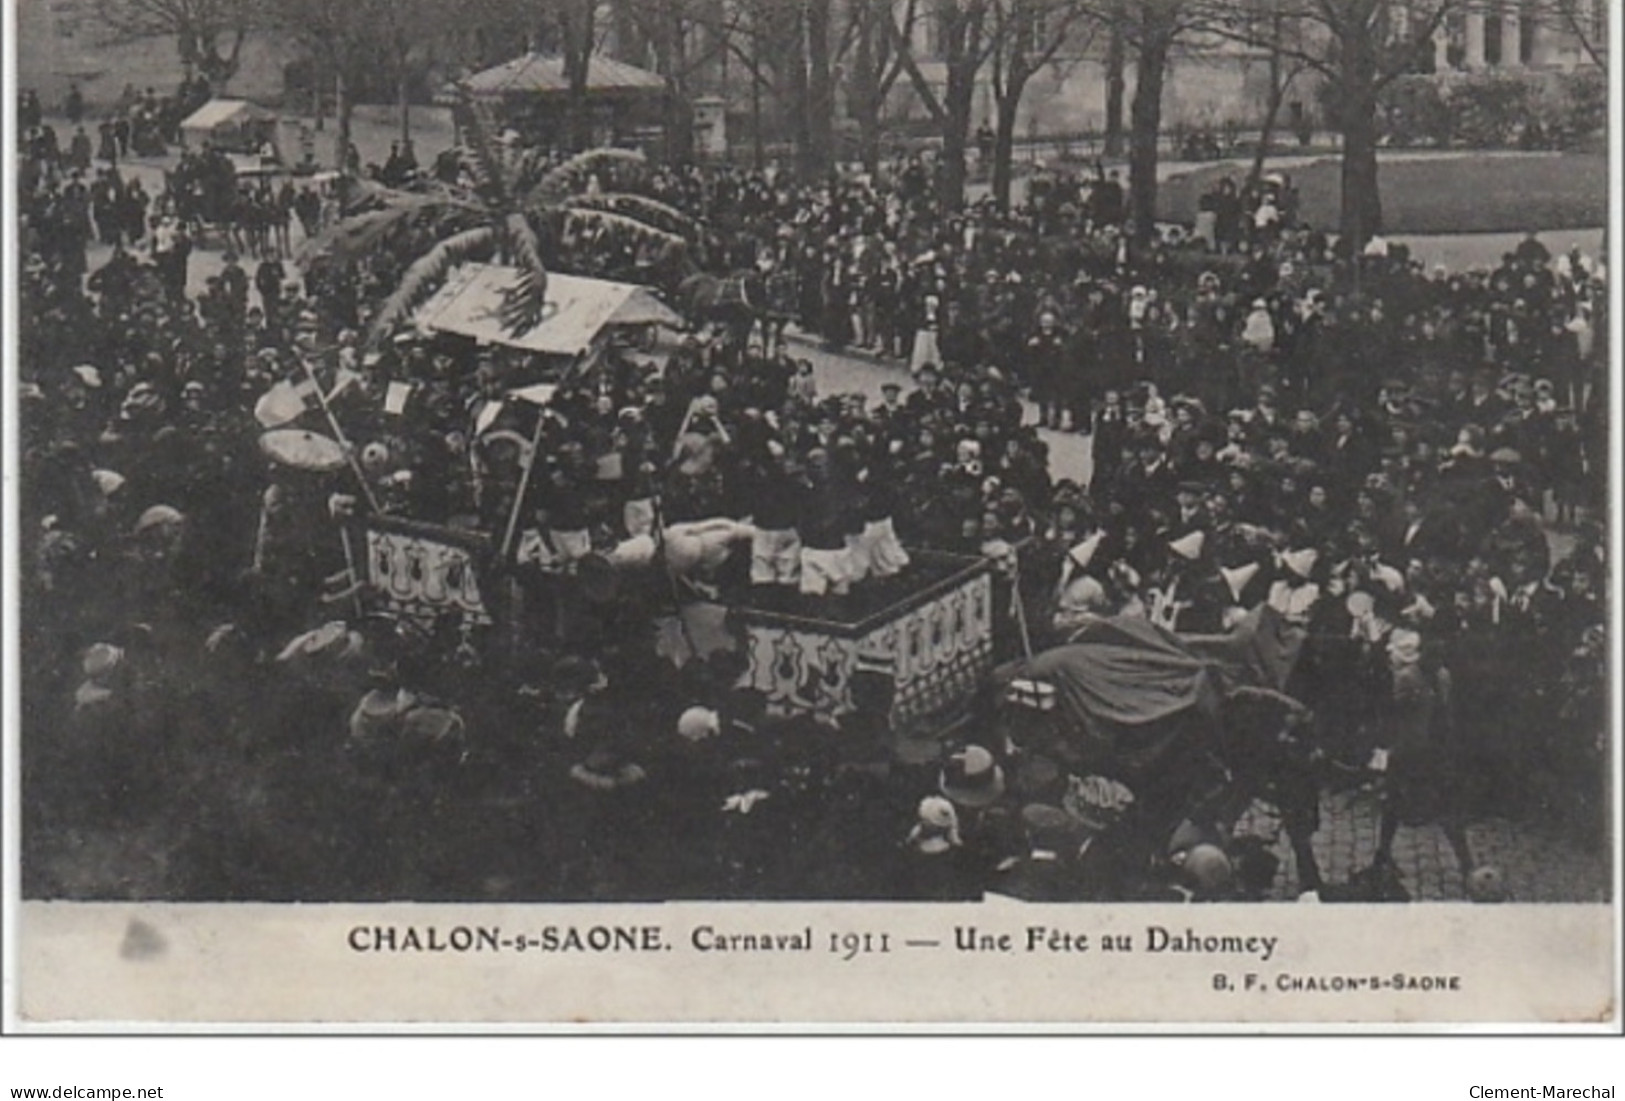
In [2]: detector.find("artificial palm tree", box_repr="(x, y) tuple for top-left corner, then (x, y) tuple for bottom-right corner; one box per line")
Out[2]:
(300, 85), (696, 351)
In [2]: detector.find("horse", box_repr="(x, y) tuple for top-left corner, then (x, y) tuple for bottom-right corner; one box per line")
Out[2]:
(675, 267), (799, 356)
(675, 270), (761, 349)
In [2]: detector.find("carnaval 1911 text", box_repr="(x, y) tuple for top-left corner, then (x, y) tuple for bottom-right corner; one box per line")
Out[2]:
(344, 923), (1282, 961)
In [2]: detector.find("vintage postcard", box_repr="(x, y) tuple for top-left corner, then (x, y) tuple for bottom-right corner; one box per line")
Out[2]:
(4, 0), (1619, 1030)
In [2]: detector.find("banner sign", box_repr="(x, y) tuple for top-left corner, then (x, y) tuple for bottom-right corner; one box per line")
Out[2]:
(360, 516), (495, 626)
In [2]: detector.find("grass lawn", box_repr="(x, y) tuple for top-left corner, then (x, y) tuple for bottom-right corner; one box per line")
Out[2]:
(1159, 152), (1609, 235)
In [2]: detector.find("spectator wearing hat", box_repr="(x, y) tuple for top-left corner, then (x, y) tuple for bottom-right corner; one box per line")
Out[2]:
(1366, 627), (1475, 887)
(894, 795), (979, 900)
(938, 744), (1024, 877)
(991, 804), (1096, 902)
(1027, 309), (1069, 430)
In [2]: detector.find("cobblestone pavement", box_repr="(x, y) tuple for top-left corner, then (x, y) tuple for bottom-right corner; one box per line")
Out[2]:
(1237, 790), (1614, 903)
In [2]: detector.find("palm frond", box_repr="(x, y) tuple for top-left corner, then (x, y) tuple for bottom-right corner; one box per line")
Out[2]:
(498, 211), (551, 335)
(563, 192), (700, 241)
(296, 191), (483, 267)
(505, 145), (557, 197)
(527, 147), (648, 207)
(366, 225), (500, 349)
(559, 207), (687, 253)
(450, 83), (511, 210)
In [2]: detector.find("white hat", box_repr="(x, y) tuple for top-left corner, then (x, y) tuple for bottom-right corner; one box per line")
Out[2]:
(910, 796), (962, 854)
(1280, 548), (1318, 579)
(134, 504), (184, 534)
(71, 364), (103, 388)
(1220, 561), (1260, 602)
(1056, 575), (1108, 618)
(1370, 562), (1406, 593)
(1067, 530), (1104, 571)
(677, 706), (721, 743)
(1387, 628), (1422, 665)
(1169, 531), (1205, 561)
(940, 745), (1006, 808)
(91, 469), (126, 497)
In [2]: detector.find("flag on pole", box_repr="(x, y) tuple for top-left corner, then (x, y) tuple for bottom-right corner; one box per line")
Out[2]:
(384, 381), (415, 417)
(474, 398), (505, 436)
(328, 366), (364, 402)
(254, 377), (321, 428)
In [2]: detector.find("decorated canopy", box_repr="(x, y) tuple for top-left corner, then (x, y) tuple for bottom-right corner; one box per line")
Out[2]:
(460, 54), (665, 99)
(180, 98), (276, 149)
(413, 264), (682, 355)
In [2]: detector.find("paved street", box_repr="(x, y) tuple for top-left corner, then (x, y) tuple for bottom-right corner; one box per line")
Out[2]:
(1238, 790), (1613, 903)
(784, 330), (1097, 487)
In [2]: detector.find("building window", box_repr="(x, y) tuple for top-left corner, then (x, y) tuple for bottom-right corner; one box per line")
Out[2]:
(1444, 10), (1467, 69)
(1519, 3), (1536, 64)
(1484, 11), (1503, 64)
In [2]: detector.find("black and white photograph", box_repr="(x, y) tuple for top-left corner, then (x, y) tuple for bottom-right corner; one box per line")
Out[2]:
(3, 0), (1619, 1033)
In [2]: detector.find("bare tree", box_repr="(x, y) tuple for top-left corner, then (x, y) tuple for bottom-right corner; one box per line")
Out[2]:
(1101, 0), (1127, 155)
(378, 0), (441, 143)
(1533, 0), (1608, 72)
(703, 0), (839, 180)
(1242, 0), (1310, 189)
(268, 0), (392, 180)
(93, 0), (256, 87)
(1205, 0), (1464, 250)
(1122, 0), (1203, 242)
(844, 0), (920, 173)
(609, 0), (732, 163)
(888, 0), (1000, 209)
(987, 0), (1100, 209)
(556, 0), (602, 152)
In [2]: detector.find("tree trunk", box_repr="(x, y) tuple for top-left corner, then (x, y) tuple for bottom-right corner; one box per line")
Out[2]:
(1247, 42), (1286, 189)
(1338, 88), (1383, 251)
(935, 1), (985, 212)
(334, 67), (351, 173)
(561, 0), (596, 151)
(335, 66), (355, 206)
(805, 0), (836, 175)
(1129, 31), (1169, 243)
(398, 71), (412, 143)
(787, 11), (816, 180)
(751, 69), (765, 169)
(941, 78), (974, 211)
(1103, 4), (1126, 157)
(659, 10), (695, 164)
(667, 92), (696, 163)
(851, 5), (883, 174)
(991, 82), (1022, 211)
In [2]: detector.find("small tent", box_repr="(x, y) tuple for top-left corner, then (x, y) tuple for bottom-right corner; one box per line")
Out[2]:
(180, 98), (278, 154)
(413, 264), (683, 356)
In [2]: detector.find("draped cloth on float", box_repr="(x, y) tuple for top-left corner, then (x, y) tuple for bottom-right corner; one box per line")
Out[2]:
(993, 608), (1304, 774)
(1181, 604), (1306, 696)
(415, 265), (682, 355)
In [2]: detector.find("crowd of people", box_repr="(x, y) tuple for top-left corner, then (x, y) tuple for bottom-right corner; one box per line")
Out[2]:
(16, 99), (1612, 902)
